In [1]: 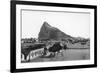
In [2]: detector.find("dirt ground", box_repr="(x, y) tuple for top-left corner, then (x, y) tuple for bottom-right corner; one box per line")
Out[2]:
(24, 49), (90, 63)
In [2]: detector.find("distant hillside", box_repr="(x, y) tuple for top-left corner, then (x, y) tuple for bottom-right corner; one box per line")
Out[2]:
(38, 21), (74, 41)
(21, 22), (90, 50)
(37, 21), (90, 48)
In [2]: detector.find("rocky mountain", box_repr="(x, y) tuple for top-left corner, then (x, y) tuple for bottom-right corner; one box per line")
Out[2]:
(38, 21), (74, 41)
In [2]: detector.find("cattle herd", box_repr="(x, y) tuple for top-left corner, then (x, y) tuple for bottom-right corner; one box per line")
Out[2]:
(21, 42), (68, 62)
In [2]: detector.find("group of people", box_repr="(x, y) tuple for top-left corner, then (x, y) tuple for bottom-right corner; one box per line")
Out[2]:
(42, 42), (67, 57)
(21, 42), (67, 62)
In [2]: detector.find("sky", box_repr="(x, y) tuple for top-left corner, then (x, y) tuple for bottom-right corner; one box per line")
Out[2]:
(22, 10), (90, 39)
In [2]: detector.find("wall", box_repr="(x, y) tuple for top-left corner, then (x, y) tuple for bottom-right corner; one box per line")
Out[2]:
(0, 0), (99, 73)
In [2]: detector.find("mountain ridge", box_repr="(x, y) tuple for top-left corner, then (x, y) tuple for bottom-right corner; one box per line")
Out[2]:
(38, 21), (75, 41)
